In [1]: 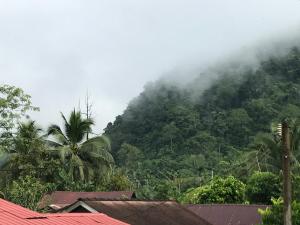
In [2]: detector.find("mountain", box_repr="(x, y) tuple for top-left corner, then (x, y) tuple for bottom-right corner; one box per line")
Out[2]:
(104, 47), (300, 196)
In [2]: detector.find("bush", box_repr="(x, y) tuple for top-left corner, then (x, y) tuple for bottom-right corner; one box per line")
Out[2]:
(179, 176), (246, 204)
(260, 198), (300, 225)
(246, 172), (281, 204)
(7, 175), (55, 210)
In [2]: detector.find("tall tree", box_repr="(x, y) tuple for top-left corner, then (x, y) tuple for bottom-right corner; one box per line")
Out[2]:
(1, 121), (59, 180)
(47, 110), (114, 182)
(0, 85), (38, 151)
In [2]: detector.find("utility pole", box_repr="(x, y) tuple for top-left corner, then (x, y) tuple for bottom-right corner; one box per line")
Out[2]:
(282, 121), (292, 225)
(85, 92), (93, 141)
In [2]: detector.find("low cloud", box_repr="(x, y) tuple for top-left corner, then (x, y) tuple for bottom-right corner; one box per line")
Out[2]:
(1, 0), (300, 132)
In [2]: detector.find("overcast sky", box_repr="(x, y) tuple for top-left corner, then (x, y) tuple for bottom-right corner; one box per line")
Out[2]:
(1, 0), (300, 133)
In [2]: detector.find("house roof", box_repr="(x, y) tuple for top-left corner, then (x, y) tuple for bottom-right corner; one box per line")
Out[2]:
(0, 198), (130, 225)
(46, 213), (130, 225)
(185, 204), (269, 225)
(38, 191), (136, 210)
(60, 199), (213, 225)
(0, 198), (42, 219)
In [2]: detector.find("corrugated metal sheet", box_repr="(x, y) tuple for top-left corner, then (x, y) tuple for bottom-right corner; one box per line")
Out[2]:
(62, 200), (213, 225)
(39, 191), (135, 209)
(48, 213), (130, 225)
(0, 199), (41, 219)
(0, 198), (130, 225)
(185, 204), (269, 225)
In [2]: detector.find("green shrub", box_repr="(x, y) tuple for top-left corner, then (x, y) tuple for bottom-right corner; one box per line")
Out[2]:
(180, 176), (245, 204)
(260, 198), (300, 225)
(246, 172), (281, 204)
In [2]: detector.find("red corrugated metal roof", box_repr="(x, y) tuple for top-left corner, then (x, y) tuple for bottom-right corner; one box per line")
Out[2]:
(0, 198), (42, 219)
(0, 198), (130, 225)
(47, 213), (131, 225)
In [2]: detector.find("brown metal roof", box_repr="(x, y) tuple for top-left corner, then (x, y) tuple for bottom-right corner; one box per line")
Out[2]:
(185, 204), (269, 225)
(62, 200), (213, 225)
(38, 191), (136, 210)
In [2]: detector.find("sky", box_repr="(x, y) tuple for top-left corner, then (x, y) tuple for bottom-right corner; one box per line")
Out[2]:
(1, 0), (300, 133)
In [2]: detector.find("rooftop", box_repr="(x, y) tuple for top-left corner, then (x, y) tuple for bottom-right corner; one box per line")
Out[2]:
(38, 191), (136, 210)
(0, 198), (129, 225)
(185, 204), (269, 225)
(60, 199), (213, 225)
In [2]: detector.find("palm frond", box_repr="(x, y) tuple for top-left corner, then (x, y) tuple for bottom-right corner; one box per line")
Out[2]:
(80, 135), (114, 164)
(47, 124), (69, 145)
(59, 146), (72, 163)
(71, 154), (85, 181)
(0, 152), (13, 169)
(44, 140), (63, 147)
(82, 161), (95, 181)
(83, 135), (111, 151)
(88, 151), (114, 165)
(63, 110), (94, 144)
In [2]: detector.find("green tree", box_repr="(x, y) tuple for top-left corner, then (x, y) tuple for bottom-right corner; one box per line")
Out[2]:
(180, 176), (245, 204)
(47, 110), (114, 182)
(246, 172), (281, 204)
(248, 119), (300, 173)
(54, 169), (95, 191)
(0, 85), (38, 151)
(226, 108), (252, 146)
(7, 175), (55, 211)
(293, 175), (300, 201)
(103, 47), (300, 194)
(102, 168), (133, 191)
(117, 143), (144, 168)
(260, 198), (300, 225)
(0, 121), (60, 187)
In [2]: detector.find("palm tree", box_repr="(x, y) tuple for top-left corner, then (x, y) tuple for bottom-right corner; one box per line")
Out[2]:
(287, 119), (300, 173)
(243, 119), (300, 174)
(0, 120), (47, 179)
(251, 133), (282, 173)
(47, 110), (114, 182)
(0, 121), (44, 166)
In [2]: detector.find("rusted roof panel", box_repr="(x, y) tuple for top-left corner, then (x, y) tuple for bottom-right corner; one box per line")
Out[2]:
(185, 204), (269, 225)
(64, 200), (213, 225)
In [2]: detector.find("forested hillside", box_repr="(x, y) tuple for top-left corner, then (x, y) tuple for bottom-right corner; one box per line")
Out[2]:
(105, 47), (300, 198)
(2, 46), (300, 216)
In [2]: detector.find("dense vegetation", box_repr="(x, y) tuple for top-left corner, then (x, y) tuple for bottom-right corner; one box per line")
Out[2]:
(105, 47), (300, 199)
(0, 89), (131, 209)
(259, 198), (300, 225)
(1, 46), (300, 224)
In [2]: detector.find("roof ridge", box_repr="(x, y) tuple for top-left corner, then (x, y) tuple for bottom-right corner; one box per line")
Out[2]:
(186, 204), (269, 207)
(81, 199), (176, 202)
(52, 191), (134, 193)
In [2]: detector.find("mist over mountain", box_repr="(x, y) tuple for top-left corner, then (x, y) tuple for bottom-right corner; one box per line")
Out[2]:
(104, 39), (300, 197)
(138, 29), (300, 107)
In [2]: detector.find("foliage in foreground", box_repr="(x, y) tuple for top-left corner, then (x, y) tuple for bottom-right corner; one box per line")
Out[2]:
(0, 109), (131, 210)
(0, 84), (38, 152)
(260, 198), (300, 225)
(7, 175), (55, 211)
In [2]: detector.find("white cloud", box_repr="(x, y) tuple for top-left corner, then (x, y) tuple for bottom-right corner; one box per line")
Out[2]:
(1, 0), (300, 132)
